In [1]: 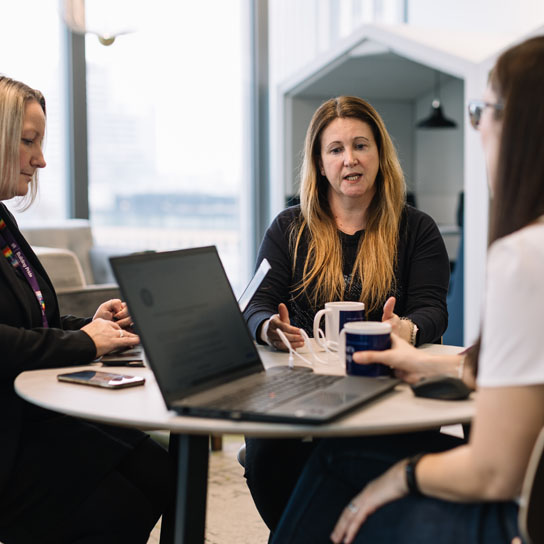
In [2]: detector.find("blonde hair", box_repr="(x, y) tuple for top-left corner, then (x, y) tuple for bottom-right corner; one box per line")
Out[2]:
(292, 96), (405, 313)
(0, 75), (46, 209)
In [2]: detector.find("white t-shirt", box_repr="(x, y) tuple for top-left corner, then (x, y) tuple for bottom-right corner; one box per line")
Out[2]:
(478, 217), (544, 388)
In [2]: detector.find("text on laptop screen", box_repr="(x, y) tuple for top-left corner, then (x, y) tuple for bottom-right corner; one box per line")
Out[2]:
(112, 247), (261, 401)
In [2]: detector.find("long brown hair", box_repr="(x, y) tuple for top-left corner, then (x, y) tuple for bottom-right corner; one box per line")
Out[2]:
(467, 36), (544, 375)
(488, 36), (544, 243)
(292, 96), (405, 313)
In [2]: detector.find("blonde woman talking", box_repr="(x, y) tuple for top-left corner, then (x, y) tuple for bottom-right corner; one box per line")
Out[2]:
(245, 96), (449, 352)
(243, 96), (451, 532)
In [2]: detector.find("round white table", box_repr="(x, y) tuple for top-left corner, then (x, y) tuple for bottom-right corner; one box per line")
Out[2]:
(15, 343), (472, 543)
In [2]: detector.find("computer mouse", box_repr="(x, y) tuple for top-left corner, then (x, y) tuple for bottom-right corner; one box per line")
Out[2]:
(410, 375), (472, 401)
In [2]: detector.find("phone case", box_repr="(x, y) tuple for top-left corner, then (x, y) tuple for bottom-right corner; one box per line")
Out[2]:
(57, 370), (145, 389)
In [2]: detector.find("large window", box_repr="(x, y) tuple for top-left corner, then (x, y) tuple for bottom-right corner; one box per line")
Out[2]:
(85, 1), (250, 293)
(0, 0), (67, 221)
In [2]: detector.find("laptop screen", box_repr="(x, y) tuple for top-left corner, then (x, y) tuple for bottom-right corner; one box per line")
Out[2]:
(110, 247), (262, 404)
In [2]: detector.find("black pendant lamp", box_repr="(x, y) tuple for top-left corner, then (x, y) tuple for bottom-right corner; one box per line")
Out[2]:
(416, 72), (457, 129)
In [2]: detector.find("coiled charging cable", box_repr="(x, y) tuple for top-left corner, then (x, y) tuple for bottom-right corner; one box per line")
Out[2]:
(276, 329), (342, 368)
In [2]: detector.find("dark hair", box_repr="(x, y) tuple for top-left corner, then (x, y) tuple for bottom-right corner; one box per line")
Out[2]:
(467, 36), (544, 378)
(488, 36), (544, 243)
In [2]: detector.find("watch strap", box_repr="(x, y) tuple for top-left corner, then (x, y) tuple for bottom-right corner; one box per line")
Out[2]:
(405, 453), (425, 495)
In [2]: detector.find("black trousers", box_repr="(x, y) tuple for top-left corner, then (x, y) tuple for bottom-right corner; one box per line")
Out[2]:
(244, 437), (318, 532)
(0, 426), (174, 544)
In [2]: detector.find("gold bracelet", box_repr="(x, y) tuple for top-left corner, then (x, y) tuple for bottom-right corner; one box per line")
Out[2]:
(400, 317), (418, 346)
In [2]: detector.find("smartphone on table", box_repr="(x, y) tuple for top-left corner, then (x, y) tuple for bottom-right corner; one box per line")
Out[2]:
(57, 370), (145, 389)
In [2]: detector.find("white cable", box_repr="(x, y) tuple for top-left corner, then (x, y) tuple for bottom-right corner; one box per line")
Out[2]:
(316, 328), (338, 355)
(275, 328), (343, 368)
(300, 330), (341, 366)
(276, 329), (315, 368)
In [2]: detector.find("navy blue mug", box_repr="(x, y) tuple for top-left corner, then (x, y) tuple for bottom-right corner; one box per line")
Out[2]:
(341, 321), (392, 377)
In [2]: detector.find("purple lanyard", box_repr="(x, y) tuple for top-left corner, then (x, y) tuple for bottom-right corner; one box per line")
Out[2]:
(0, 218), (49, 328)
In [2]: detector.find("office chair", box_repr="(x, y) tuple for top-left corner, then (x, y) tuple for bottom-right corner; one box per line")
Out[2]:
(237, 443), (246, 467)
(518, 426), (544, 544)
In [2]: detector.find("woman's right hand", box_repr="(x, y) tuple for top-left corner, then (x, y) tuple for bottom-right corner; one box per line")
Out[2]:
(265, 303), (305, 351)
(81, 318), (140, 357)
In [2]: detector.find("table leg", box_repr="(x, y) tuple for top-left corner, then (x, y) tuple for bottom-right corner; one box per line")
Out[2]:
(160, 433), (210, 544)
(210, 434), (223, 451)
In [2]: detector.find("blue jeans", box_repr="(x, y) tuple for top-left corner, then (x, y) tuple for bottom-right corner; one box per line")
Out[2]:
(271, 433), (521, 544)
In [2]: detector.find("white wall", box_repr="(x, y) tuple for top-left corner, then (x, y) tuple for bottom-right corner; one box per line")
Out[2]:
(408, 0), (544, 34)
(414, 77), (464, 226)
(374, 100), (415, 190)
(270, 0), (544, 92)
(269, 0), (406, 88)
(288, 97), (323, 197)
(269, 0), (327, 88)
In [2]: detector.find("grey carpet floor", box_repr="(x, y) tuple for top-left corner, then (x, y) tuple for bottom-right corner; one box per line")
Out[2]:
(148, 435), (270, 543)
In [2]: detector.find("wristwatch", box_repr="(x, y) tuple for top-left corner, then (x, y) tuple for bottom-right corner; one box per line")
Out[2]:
(405, 453), (425, 495)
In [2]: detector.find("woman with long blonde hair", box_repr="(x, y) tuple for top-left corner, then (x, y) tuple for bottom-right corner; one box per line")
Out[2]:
(243, 96), (450, 533)
(245, 96), (448, 352)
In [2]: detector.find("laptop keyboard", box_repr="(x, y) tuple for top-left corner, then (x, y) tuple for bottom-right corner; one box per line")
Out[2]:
(204, 371), (342, 412)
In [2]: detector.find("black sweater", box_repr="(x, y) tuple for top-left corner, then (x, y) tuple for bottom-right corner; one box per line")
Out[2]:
(244, 205), (449, 346)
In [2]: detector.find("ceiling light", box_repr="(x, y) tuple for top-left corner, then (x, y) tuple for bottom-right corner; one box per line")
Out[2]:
(416, 72), (457, 129)
(61, 0), (141, 46)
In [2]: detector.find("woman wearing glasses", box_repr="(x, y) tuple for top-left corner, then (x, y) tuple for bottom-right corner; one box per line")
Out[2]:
(268, 36), (544, 544)
(0, 76), (173, 544)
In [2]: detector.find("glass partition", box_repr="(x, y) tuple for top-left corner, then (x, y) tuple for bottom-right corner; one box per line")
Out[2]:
(0, 0), (68, 221)
(85, 0), (250, 293)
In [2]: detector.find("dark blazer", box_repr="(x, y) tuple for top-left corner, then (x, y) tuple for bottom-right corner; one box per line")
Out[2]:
(0, 203), (96, 494)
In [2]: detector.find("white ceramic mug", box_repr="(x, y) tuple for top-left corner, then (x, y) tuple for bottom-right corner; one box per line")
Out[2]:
(313, 301), (365, 352)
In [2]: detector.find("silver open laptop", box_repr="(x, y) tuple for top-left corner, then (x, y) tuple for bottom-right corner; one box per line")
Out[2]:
(109, 246), (399, 424)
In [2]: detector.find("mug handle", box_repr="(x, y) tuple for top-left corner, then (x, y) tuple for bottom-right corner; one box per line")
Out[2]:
(313, 308), (329, 350)
(339, 329), (346, 360)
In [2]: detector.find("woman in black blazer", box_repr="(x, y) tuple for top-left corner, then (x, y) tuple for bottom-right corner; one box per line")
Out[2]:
(0, 76), (173, 543)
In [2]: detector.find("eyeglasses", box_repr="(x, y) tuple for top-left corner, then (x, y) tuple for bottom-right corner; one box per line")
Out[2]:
(467, 100), (504, 129)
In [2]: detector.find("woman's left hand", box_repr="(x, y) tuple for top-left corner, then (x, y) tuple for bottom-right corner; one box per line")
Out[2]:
(381, 296), (402, 335)
(330, 460), (408, 544)
(93, 299), (133, 329)
(382, 296), (413, 344)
